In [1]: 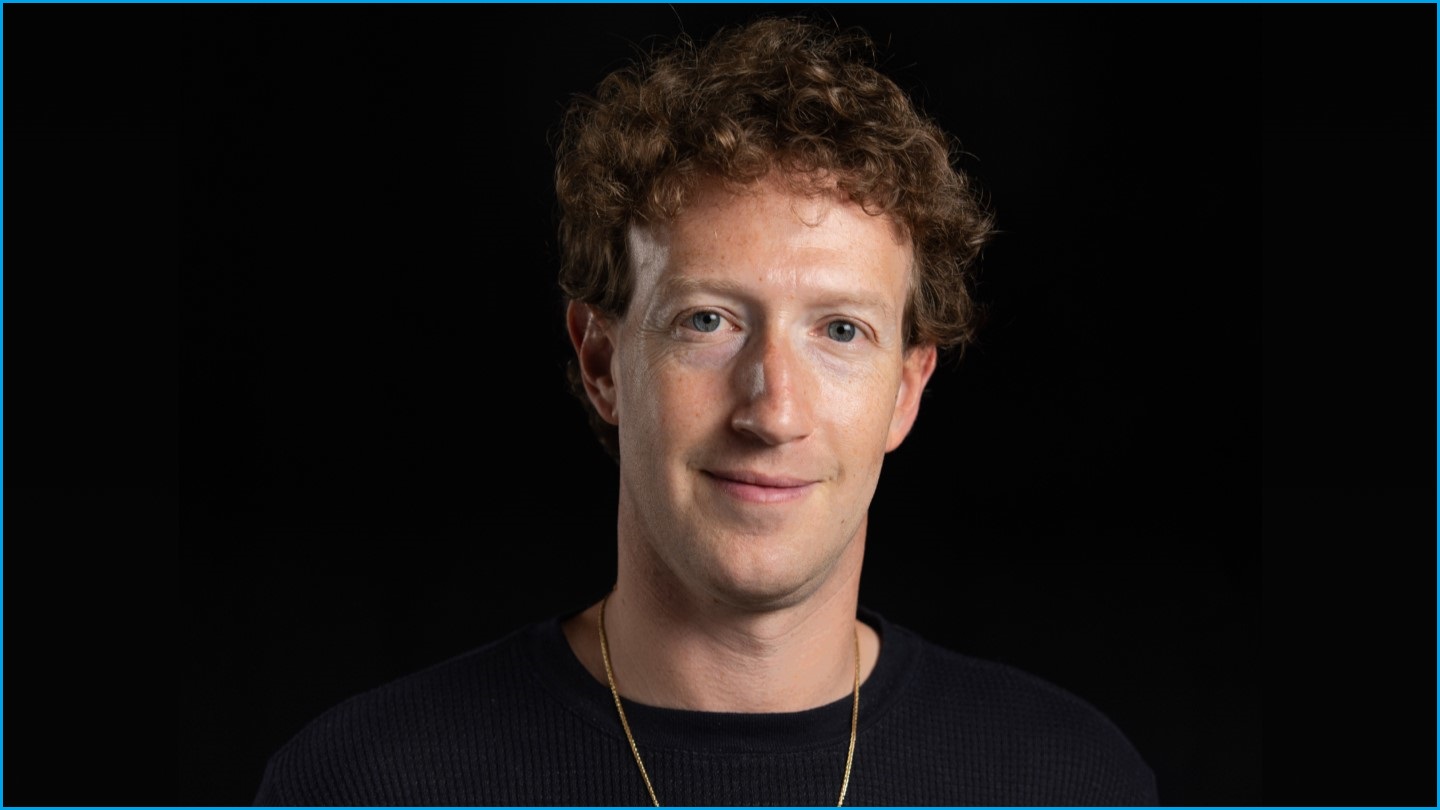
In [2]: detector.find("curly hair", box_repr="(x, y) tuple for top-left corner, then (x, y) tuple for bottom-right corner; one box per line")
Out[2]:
(555, 16), (994, 460)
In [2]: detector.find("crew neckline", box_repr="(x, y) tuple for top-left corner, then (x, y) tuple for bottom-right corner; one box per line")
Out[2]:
(525, 606), (920, 753)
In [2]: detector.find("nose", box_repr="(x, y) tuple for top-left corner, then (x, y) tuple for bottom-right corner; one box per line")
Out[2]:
(729, 329), (815, 446)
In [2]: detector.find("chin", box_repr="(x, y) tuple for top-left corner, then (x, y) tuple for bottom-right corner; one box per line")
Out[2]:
(691, 536), (843, 611)
(705, 578), (816, 612)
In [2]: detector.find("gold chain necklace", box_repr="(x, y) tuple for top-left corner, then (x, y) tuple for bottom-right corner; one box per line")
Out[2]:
(597, 593), (860, 807)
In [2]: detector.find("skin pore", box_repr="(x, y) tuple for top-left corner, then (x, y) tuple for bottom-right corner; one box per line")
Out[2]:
(563, 173), (936, 713)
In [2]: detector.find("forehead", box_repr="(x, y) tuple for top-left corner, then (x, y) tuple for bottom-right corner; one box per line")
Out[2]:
(626, 175), (913, 309)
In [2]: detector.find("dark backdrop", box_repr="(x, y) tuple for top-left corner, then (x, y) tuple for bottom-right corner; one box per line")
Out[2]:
(178, 6), (1260, 803)
(4, 3), (1434, 807)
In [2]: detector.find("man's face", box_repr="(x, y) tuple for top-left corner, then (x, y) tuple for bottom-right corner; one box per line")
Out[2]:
(575, 174), (936, 610)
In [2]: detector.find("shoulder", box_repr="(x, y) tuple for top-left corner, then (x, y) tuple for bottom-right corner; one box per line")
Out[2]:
(880, 621), (1159, 805)
(253, 622), (543, 805)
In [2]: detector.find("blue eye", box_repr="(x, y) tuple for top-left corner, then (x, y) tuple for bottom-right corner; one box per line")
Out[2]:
(827, 321), (858, 342)
(690, 311), (723, 333)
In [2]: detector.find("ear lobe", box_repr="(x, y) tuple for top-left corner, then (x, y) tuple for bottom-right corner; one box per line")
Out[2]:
(885, 343), (938, 452)
(566, 301), (620, 426)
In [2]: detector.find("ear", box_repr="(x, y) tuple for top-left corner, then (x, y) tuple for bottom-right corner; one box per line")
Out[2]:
(566, 300), (620, 426)
(885, 343), (938, 452)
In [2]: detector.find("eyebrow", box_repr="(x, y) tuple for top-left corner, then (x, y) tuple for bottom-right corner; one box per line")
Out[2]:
(654, 274), (898, 319)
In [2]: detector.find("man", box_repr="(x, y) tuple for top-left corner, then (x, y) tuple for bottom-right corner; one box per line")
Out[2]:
(256, 17), (1157, 805)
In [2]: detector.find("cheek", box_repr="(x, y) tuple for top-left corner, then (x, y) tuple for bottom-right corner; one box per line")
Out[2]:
(624, 344), (736, 451)
(811, 349), (902, 435)
(810, 355), (903, 483)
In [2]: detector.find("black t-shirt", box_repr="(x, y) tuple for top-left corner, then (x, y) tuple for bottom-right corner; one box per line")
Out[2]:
(255, 609), (1157, 805)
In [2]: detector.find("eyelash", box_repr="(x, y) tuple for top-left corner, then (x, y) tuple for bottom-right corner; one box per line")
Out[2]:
(679, 309), (735, 335)
(676, 309), (868, 343)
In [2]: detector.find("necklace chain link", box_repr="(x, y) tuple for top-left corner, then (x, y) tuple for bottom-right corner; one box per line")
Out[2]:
(598, 593), (860, 807)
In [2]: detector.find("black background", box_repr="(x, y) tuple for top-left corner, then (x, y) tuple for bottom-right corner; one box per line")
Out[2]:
(2, 3), (1434, 807)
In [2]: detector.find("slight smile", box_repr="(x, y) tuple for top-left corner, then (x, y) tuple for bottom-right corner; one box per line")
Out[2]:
(702, 470), (819, 504)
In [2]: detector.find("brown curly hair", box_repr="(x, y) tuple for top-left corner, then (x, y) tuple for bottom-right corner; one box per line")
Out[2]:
(555, 16), (994, 460)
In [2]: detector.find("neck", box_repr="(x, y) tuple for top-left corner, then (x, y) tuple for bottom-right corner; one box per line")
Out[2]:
(563, 519), (880, 713)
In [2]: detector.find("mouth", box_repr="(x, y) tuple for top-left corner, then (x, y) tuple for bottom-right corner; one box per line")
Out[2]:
(702, 469), (819, 504)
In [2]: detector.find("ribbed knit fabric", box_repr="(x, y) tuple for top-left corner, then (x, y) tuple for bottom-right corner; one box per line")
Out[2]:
(255, 609), (1157, 805)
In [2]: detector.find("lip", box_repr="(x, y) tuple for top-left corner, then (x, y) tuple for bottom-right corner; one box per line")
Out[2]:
(703, 470), (818, 504)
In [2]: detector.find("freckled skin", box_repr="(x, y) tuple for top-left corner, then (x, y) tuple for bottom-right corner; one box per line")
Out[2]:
(587, 175), (936, 614)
